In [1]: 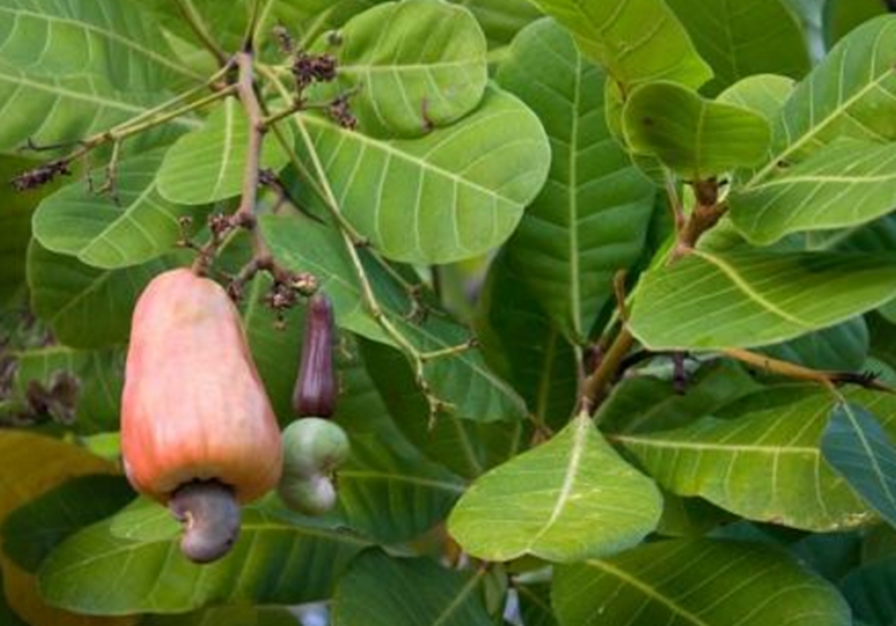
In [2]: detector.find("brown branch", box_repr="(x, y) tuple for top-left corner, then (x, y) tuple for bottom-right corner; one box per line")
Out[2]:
(673, 178), (724, 260)
(578, 327), (635, 415)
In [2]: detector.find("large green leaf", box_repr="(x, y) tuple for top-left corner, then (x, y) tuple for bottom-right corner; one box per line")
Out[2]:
(497, 18), (656, 343)
(455, 0), (543, 49)
(337, 433), (464, 544)
(2, 475), (132, 573)
(527, 0), (712, 90)
(331, 550), (492, 626)
(823, 0), (888, 47)
(0, 0), (198, 153)
(841, 556), (896, 626)
(629, 248), (896, 350)
(358, 337), (528, 479)
(615, 388), (896, 531)
(259, 214), (529, 423)
(10, 345), (124, 433)
(474, 251), (578, 430)
(294, 85), (550, 264)
(822, 402), (896, 527)
(310, 0), (488, 138)
(623, 81), (771, 178)
(665, 0), (810, 94)
(553, 539), (851, 626)
(32, 150), (206, 269)
(748, 15), (896, 185)
(731, 139), (896, 245)
(157, 98), (293, 205)
(39, 499), (370, 615)
(717, 74), (795, 122)
(761, 316), (870, 371)
(448, 412), (662, 563)
(26, 240), (183, 348)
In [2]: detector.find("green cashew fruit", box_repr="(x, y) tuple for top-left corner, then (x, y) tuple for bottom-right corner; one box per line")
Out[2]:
(277, 473), (337, 516)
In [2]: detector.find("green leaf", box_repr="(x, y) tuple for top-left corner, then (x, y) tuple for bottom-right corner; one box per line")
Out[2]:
(11, 345), (125, 433)
(497, 18), (656, 343)
(140, 605), (299, 626)
(294, 84), (550, 264)
(474, 251), (578, 431)
(717, 74), (795, 122)
(448, 412), (662, 563)
(665, 0), (810, 95)
(331, 549), (492, 626)
(2, 475), (132, 572)
(527, 0), (712, 90)
(259, 214), (529, 424)
(32, 150), (206, 269)
(748, 15), (896, 185)
(629, 248), (896, 350)
(337, 433), (464, 544)
(359, 337), (528, 479)
(761, 317), (870, 372)
(458, 0), (543, 49)
(0, 0), (199, 152)
(841, 556), (896, 626)
(553, 538), (851, 626)
(822, 402), (896, 527)
(616, 388), (882, 531)
(39, 499), (370, 615)
(157, 99), (293, 205)
(823, 0), (888, 47)
(26, 240), (183, 348)
(623, 81), (771, 178)
(311, 0), (488, 138)
(731, 139), (896, 245)
(517, 582), (557, 626)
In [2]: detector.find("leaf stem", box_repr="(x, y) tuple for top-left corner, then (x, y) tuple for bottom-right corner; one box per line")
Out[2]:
(578, 327), (635, 416)
(174, 0), (229, 67)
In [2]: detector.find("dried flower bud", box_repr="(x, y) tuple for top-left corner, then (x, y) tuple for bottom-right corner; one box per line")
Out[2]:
(292, 293), (337, 417)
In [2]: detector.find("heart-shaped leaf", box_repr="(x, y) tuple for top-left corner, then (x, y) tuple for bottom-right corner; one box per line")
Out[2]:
(294, 85), (550, 264)
(553, 539), (851, 626)
(623, 81), (771, 178)
(448, 412), (662, 563)
(157, 98), (293, 205)
(311, 0), (488, 138)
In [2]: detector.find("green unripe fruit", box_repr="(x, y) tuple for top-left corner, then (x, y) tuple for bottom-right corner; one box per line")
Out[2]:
(280, 417), (350, 478)
(277, 474), (337, 516)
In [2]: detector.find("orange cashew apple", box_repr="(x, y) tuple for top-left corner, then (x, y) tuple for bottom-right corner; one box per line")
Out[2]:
(121, 268), (282, 563)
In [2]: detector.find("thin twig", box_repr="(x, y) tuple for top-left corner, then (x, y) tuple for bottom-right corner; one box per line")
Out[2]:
(174, 0), (229, 67)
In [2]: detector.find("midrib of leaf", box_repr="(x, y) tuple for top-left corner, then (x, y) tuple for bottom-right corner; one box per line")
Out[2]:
(530, 413), (590, 545)
(582, 557), (713, 626)
(44, 269), (115, 328)
(691, 250), (814, 329)
(534, 327), (561, 424)
(615, 434), (818, 455)
(450, 418), (485, 477)
(80, 182), (162, 261)
(211, 100), (237, 199)
(0, 6), (202, 81)
(747, 47), (896, 186)
(338, 469), (465, 494)
(568, 48), (583, 339)
(343, 60), (479, 73)
(840, 404), (896, 506)
(431, 567), (488, 626)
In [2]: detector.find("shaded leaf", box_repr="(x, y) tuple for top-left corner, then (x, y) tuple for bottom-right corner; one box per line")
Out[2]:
(747, 15), (896, 185)
(623, 81), (771, 178)
(260, 214), (529, 424)
(761, 316), (870, 372)
(33, 150), (207, 269)
(331, 549), (492, 626)
(822, 402), (896, 527)
(294, 84), (550, 264)
(666, 0), (810, 94)
(39, 499), (370, 615)
(456, 0), (543, 49)
(497, 18), (656, 343)
(474, 251), (578, 431)
(140, 605), (299, 626)
(629, 248), (896, 350)
(527, 0), (712, 89)
(448, 412), (662, 562)
(0, 569), (28, 626)
(311, 0), (488, 138)
(157, 99), (293, 205)
(27, 240), (184, 348)
(841, 556), (896, 626)
(823, 0), (888, 47)
(553, 538), (851, 626)
(0, 0), (198, 153)
(2, 474), (133, 572)
(616, 388), (885, 531)
(732, 139), (896, 245)
(517, 582), (557, 626)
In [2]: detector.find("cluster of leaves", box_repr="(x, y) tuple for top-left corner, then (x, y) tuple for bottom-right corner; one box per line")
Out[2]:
(2, 0), (896, 625)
